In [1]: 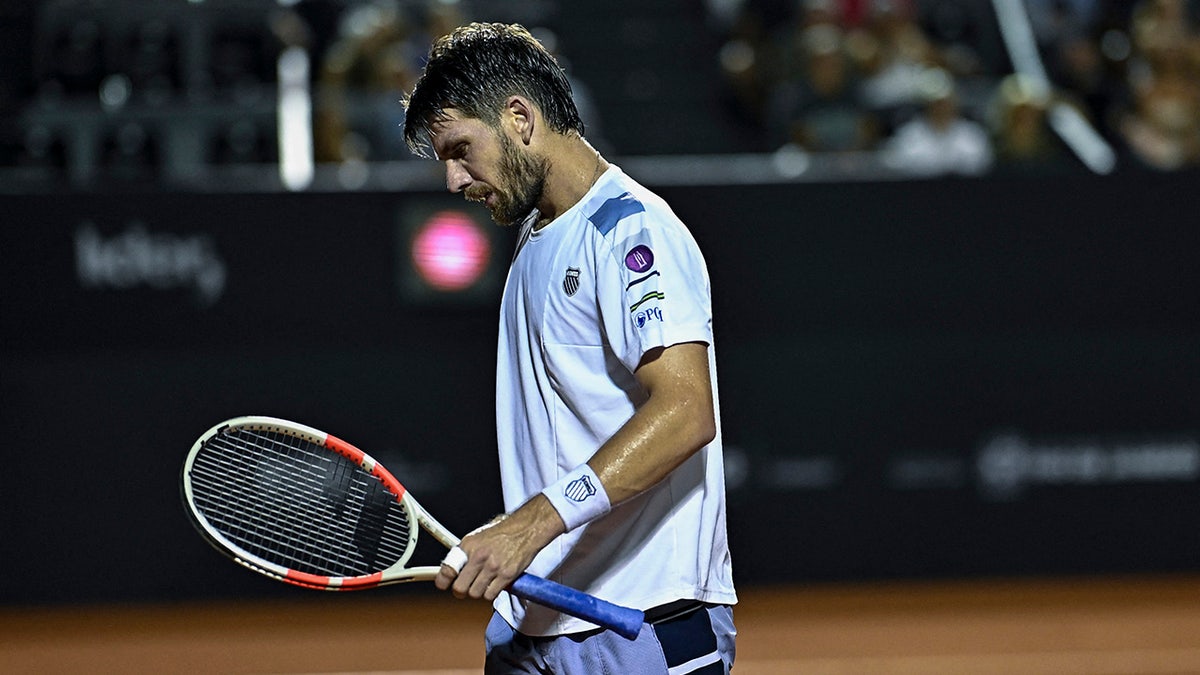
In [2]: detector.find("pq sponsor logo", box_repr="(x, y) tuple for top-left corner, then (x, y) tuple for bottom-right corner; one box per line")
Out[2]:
(75, 222), (227, 306)
(634, 306), (663, 329)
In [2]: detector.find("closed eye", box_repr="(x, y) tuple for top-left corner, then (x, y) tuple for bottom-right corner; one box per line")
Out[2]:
(433, 137), (468, 162)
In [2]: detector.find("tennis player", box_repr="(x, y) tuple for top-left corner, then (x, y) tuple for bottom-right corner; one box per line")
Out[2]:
(403, 23), (737, 674)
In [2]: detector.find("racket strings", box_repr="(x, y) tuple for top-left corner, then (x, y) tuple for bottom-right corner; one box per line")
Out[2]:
(189, 428), (412, 578)
(191, 441), (375, 574)
(192, 431), (409, 576)
(223, 431), (408, 573)
(191, 454), (356, 570)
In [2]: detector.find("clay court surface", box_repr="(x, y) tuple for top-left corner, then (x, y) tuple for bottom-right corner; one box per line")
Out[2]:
(4, 575), (1199, 674)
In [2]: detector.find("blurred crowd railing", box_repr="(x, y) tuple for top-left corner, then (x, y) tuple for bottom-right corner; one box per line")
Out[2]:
(1, 0), (1197, 194)
(711, 0), (1200, 175)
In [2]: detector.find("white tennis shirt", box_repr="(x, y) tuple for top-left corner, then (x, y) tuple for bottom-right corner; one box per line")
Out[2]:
(494, 165), (737, 636)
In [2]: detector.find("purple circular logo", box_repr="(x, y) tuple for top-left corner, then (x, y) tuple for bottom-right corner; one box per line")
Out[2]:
(624, 245), (655, 272)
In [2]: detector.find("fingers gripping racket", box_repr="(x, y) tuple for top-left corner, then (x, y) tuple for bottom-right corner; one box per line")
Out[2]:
(181, 416), (644, 639)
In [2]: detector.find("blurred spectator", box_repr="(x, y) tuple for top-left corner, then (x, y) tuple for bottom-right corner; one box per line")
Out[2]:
(1129, 0), (1200, 58)
(1028, 1), (1130, 141)
(919, 0), (1006, 76)
(1024, 0), (1102, 51)
(409, 2), (467, 56)
(1117, 81), (1200, 169)
(1115, 0), (1200, 169)
(1117, 50), (1200, 169)
(881, 67), (993, 175)
(528, 26), (611, 156)
(989, 73), (1072, 174)
(767, 0), (847, 84)
(1050, 30), (1126, 137)
(716, 0), (879, 149)
(313, 2), (435, 164)
(767, 23), (881, 151)
(851, 0), (943, 121)
(716, 4), (775, 144)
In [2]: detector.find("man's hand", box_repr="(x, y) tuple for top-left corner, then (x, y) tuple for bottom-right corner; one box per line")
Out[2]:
(435, 494), (566, 601)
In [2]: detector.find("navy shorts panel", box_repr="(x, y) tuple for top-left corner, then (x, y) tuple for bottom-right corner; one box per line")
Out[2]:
(651, 605), (725, 674)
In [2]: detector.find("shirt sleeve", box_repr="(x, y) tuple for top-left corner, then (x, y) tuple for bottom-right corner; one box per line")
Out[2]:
(595, 209), (714, 374)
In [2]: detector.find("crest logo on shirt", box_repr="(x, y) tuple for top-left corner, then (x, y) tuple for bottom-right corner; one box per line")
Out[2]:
(564, 475), (597, 502)
(624, 245), (655, 273)
(562, 267), (581, 296)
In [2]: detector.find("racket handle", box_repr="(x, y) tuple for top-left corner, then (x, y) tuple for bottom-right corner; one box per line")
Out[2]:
(510, 573), (645, 640)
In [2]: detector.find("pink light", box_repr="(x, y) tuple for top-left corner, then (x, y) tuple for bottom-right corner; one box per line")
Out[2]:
(410, 211), (491, 291)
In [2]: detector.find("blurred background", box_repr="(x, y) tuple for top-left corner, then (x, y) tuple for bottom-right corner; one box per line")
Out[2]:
(1, 0), (1199, 671)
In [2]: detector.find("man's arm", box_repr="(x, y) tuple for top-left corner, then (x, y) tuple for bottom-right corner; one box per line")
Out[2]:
(435, 341), (716, 601)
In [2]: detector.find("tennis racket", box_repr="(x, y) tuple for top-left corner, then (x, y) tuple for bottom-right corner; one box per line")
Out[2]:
(181, 415), (644, 639)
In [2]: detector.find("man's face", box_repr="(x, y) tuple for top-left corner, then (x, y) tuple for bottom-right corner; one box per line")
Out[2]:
(430, 110), (548, 227)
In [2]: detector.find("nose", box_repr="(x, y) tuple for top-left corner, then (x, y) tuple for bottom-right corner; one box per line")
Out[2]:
(445, 160), (471, 193)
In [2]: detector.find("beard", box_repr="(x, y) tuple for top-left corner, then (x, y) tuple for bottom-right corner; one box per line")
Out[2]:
(468, 132), (548, 227)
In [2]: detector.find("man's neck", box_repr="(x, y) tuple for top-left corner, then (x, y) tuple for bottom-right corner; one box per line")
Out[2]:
(533, 137), (608, 230)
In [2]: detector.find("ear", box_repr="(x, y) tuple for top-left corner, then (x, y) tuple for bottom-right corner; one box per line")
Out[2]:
(504, 95), (536, 146)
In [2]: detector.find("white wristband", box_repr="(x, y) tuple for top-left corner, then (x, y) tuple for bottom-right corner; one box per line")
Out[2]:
(541, 464), (612, 531)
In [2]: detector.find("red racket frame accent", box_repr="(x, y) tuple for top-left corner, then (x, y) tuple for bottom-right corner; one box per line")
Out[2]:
(324, 433), (409, 502)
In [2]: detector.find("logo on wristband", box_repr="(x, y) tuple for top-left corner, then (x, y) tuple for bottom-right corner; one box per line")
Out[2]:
(564, 475), (597, 502)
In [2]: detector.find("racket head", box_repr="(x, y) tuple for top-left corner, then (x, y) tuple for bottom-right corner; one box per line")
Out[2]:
(181, 416), (430, 590)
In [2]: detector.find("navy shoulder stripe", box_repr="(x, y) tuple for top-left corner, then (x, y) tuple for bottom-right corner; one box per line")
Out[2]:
(587, 192), (645, 236)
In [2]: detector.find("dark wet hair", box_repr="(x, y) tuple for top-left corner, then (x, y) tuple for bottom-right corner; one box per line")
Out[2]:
(402, 22), (584, 158)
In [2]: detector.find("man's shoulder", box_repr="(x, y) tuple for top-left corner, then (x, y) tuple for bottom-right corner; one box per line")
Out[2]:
(582, 170), (682, 242)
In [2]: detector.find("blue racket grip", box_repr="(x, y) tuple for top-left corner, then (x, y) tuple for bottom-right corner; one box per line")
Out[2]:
(510, 573), (645, 640)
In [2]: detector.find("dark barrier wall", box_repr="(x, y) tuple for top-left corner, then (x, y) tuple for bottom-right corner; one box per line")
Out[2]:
(2, 170), (1199, 606)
